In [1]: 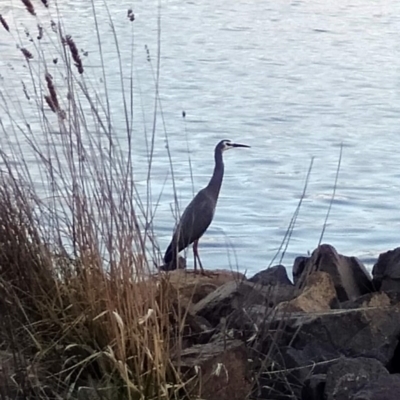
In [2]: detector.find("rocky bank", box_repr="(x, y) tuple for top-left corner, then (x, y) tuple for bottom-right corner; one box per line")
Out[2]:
(168, 243), (400, 400)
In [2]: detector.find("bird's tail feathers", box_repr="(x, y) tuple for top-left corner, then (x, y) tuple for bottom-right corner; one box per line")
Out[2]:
(161, 243), (186, 271)
(163, 243), (174, 264)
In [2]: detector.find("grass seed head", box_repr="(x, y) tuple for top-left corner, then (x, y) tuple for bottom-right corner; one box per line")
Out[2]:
(21, 0), (36, 16)
(20, 47), (34, 60)
(65, 35), (84, 74)
(0, 15), (10, 32)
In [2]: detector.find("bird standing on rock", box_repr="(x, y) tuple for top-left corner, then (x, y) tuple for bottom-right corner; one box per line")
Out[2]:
(161, 139), (250, 274)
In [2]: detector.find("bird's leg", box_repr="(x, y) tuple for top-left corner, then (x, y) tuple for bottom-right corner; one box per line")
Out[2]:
(193, 240), (207, 275)
(193, 241), (198, 273)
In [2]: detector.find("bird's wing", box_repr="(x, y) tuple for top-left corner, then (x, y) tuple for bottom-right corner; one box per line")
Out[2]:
(172, 188), (215, 252)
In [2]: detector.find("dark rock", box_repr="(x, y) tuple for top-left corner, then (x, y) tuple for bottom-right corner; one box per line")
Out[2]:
(249, 264), (293, 286)
(324, 357), (389, 400)
(372, 247), (400, 293)
(256, 305), (400, 399)
(302, 374), (326, 400)
(183, 313), (215, 345)
(254, 365), (300, 400)
(178, 339), (252, 400)
(340, 292), (390, 310)
(286, 306), (400, 367)
(260, 344), (335, 399)
(293, 256), (309, 282)
(352, 374), (400, 400)
(387, 339), (400, 373)
(383, 291), (400, 306)
(294, 244), (373, 302)
(192, 280), (297, 328)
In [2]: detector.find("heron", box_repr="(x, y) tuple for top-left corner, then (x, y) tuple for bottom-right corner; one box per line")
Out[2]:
(161, 139), (250, 274)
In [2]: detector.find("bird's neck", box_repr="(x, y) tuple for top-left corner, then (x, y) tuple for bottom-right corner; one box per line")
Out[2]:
(207, 149), (224, 196)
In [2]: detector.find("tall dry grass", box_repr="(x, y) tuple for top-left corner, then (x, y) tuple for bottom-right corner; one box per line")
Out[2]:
(0, 1), (187, 399)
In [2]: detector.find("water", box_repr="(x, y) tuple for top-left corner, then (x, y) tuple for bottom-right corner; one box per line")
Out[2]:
(1, 0), (399, 276)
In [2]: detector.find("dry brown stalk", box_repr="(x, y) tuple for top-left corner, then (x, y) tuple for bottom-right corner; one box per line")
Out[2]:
(41, 0), (49, 7)
(22, 81), (30, 100)
(0, 4), (189, 397)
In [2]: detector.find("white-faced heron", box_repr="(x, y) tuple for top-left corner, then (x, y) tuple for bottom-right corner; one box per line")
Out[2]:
(161, 139), (250, 274)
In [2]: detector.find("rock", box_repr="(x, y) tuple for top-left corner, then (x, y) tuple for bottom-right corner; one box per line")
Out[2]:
(286, 306), (400, 369)
(292, 255), (309, 281)
(372, 247), (400, 293)
(341, 292), (391, 310)
(249, 264), (293, 286)
(192, 280), (297, 328)
(178, 339), (251, 400)
(294, 244), (373, 302)
(352, 374), (400, 400)
(302, 374), (326, 400)
(276, 271), (337, 313)
(183, 313), (215, 345)
(256, 305), (400, 399)
(166, 268), (246, 307)
(324, 357), (389, 400)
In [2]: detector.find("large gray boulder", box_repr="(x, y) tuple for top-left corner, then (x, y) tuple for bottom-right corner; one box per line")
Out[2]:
(256, 305), (400, 400)
(324, 357), (389, 400)
(372, 247), (400, 293)
(249, 264), (293, 286)
(287, 307), (400, 367)
(192, 280), (296, 328)
(352, 374), (400, 400)
(294, 244), (373, 302)
(302, 374), (326, 400)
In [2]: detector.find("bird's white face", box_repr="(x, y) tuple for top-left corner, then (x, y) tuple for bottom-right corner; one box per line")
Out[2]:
(221, 140), (234, 152)
(218, 139), (250, 152)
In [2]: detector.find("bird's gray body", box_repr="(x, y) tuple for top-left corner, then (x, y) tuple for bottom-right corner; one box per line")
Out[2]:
(162, 139), (249, 271)
(166, 188), (216, 257)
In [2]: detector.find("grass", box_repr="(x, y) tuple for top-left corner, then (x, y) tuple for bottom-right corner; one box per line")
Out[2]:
(0, 1), (189, 399)
(0, 2), (346, 400)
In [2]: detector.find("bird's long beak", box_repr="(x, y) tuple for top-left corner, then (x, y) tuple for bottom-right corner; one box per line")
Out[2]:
(232, 143), (250, 148)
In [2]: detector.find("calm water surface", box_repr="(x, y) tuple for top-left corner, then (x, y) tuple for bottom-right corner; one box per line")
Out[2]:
(1, 0), (400, 276)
